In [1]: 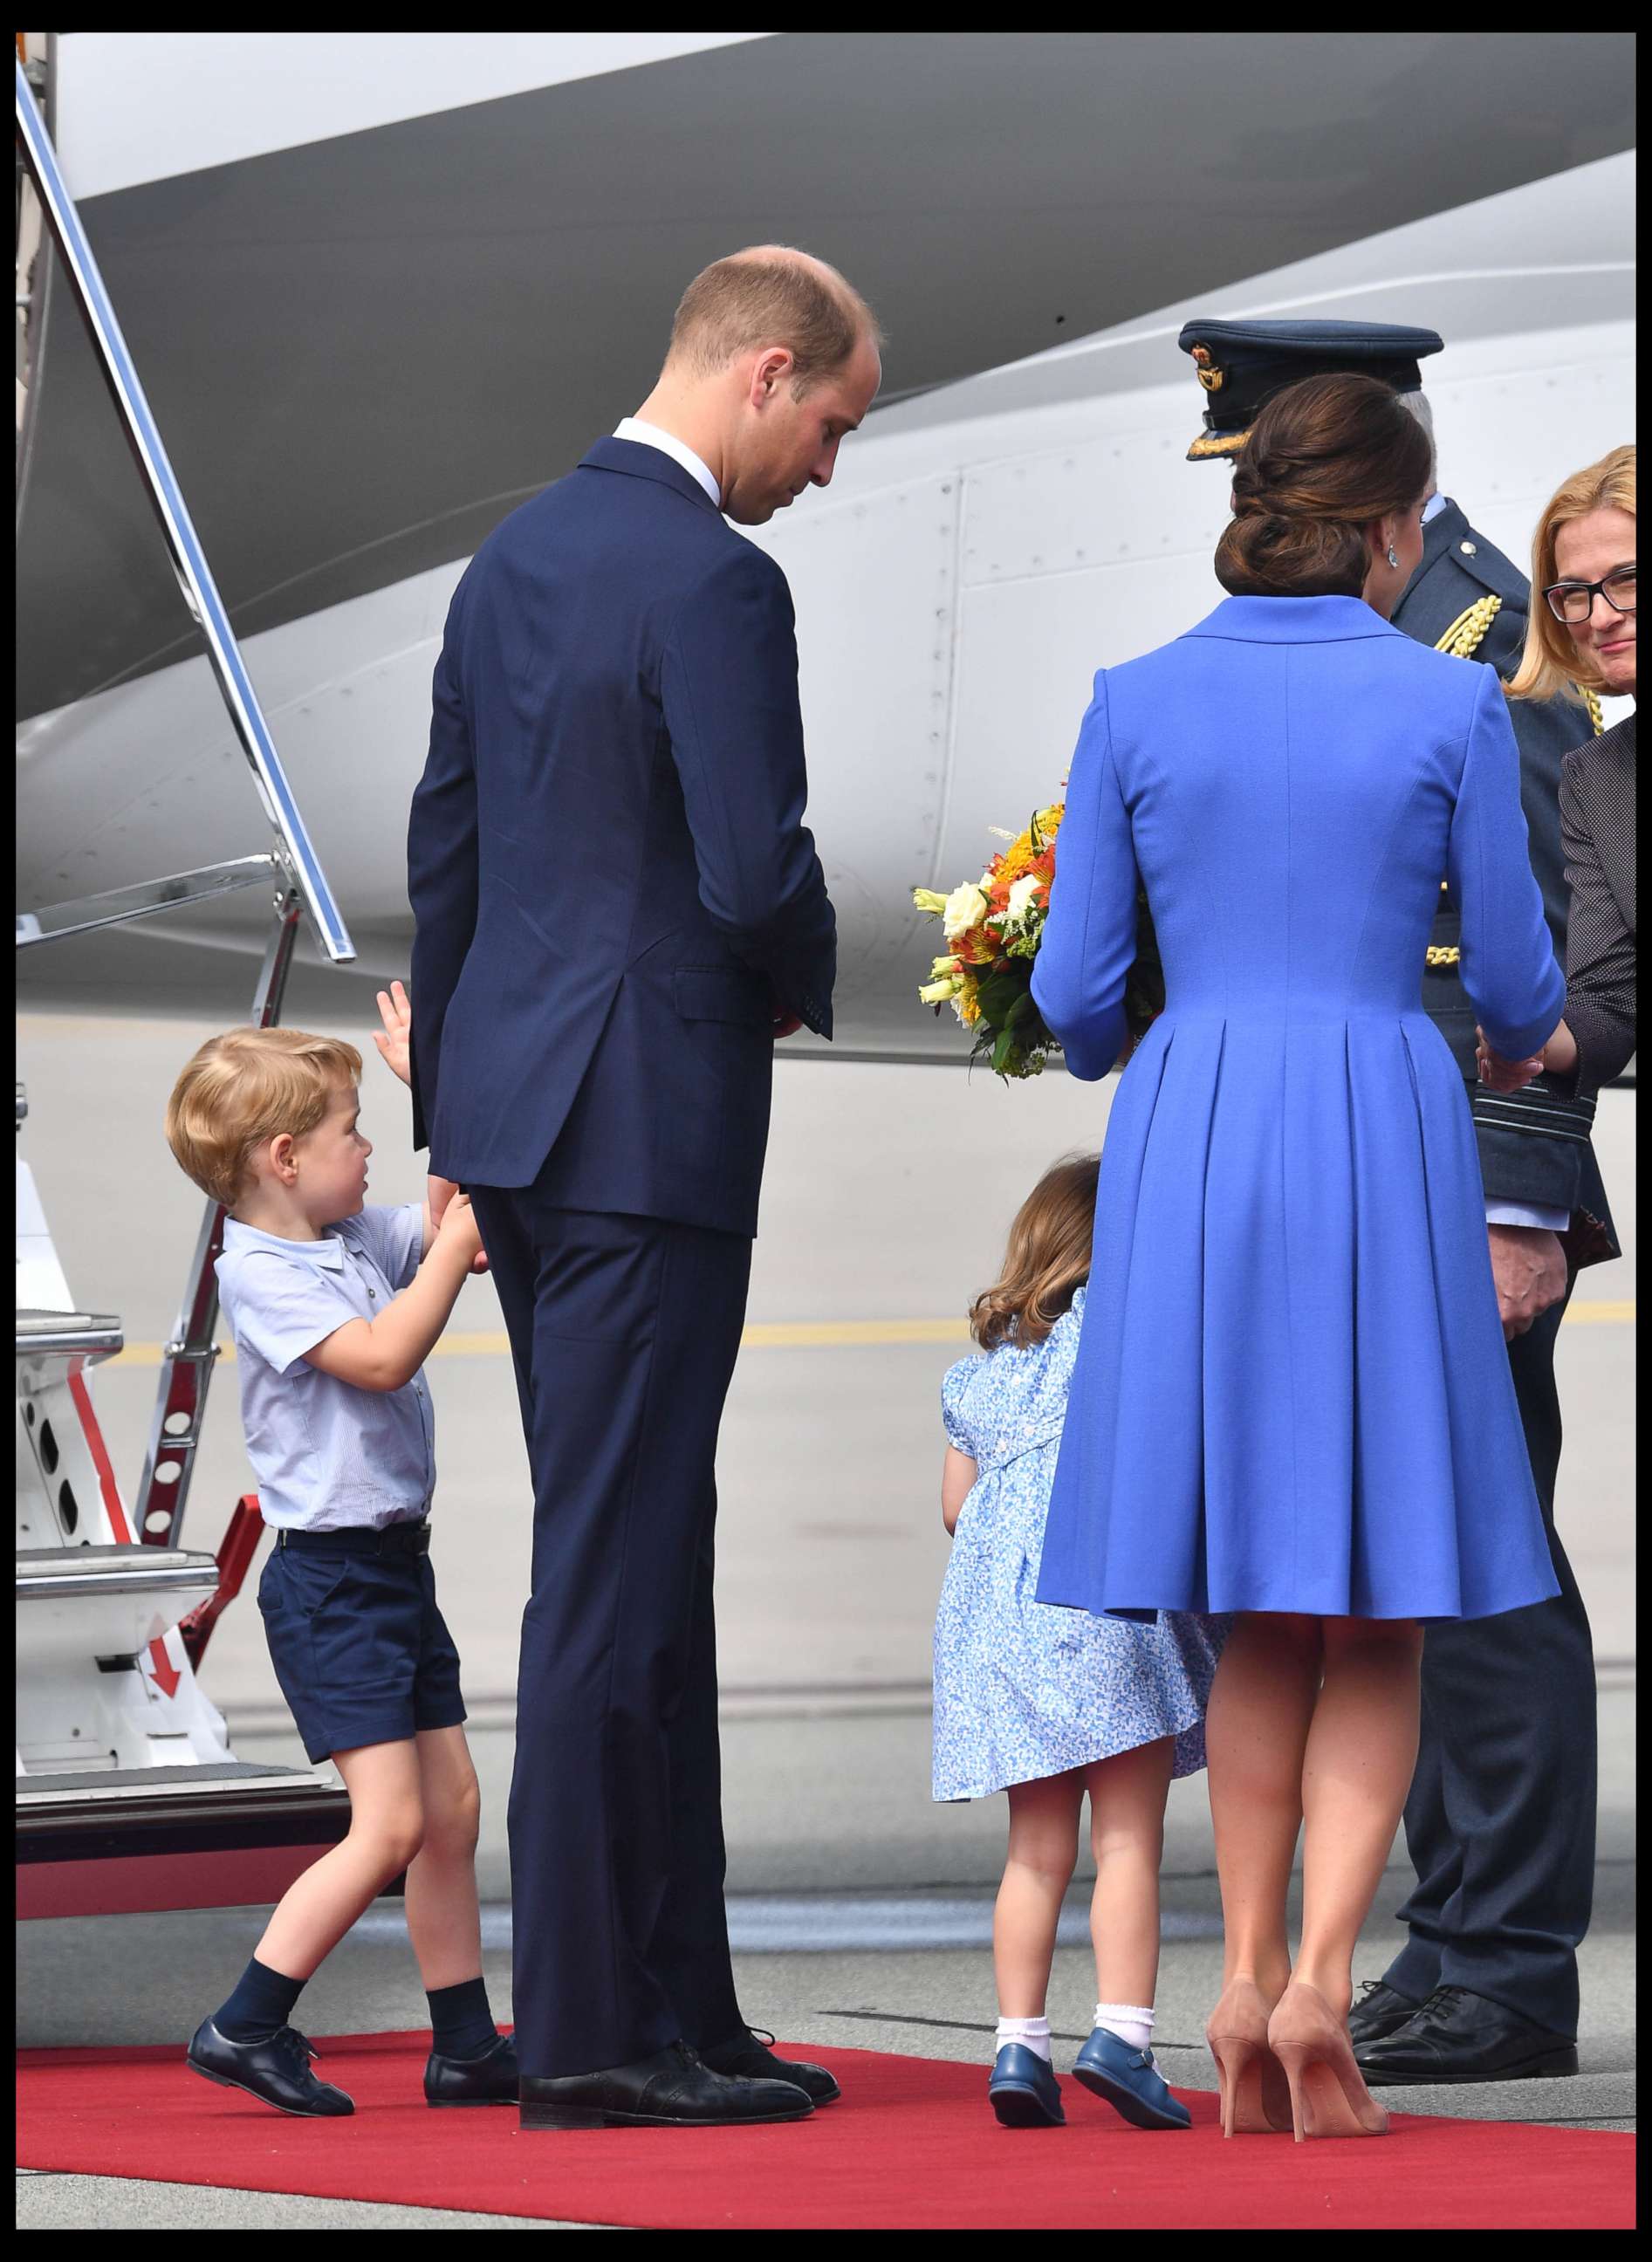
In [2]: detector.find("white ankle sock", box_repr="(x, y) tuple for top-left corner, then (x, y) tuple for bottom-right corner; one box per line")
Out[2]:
(996, 2015), (1052, 2064)
(1095, 2001), (1155, 2053)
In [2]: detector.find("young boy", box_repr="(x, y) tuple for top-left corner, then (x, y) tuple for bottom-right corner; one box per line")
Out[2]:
(166, 1024), (514, 2116)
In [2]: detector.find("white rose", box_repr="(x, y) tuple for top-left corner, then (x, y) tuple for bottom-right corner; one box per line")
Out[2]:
(1004, 875), (1040, 926)
(942, 882), (989, 940)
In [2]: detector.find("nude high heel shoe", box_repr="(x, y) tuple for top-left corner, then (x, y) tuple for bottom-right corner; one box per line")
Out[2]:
(1265, 1980), (1389, 2141)
(1204, 1979), (1293, 2135)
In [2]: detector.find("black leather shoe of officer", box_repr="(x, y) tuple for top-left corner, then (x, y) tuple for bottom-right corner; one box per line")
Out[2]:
(1347, 1978), (1427, 2050)
(699, 2024), (842, 2105)
(187, 2018), (354, 2116)
(1354, 1985), (1579, 2085)
(519, 2039), (814, 2129)
(426, 2029), (518, 2107)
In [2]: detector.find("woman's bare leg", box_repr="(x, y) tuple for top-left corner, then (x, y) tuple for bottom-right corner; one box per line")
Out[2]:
(1084, 1738), (1175, 2009)
(995, 1772), (1085, 2017)
(254, 1740), (425, 1979)
(1204, 1612), (1323, 2004)
(1293, 1615), (1425, 2020)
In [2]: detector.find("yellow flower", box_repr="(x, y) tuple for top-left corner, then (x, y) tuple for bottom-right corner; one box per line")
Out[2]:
(912, 888), (948, 915)
(919, 972), (964, 1005)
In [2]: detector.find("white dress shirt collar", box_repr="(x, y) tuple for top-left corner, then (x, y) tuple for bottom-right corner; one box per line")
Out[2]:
(613, 416), (721, 509)
(1422, 490), (1450, 525)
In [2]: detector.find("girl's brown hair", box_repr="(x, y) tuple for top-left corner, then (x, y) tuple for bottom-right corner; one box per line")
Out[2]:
(970, 1154), (1100, 1352)
(1215, 370), (1434, 600)
(1509, 442), (1635, 705)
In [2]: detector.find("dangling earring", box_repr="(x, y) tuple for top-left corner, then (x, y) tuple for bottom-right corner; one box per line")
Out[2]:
(1387, 541), (1400, 570)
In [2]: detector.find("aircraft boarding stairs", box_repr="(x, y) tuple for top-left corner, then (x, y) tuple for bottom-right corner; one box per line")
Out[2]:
(16, 59), (360, 1918)
(17, 1100), (353, 1919)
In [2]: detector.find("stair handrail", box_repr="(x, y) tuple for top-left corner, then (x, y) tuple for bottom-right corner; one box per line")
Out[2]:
(16, 58), (357, 1548)
(14, 56), (354, 967)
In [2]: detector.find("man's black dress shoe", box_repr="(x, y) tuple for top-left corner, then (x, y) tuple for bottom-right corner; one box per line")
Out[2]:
(700, 2025), (841, 2105)
(425, 2030), (518, 2107)
(186, 2018), (353, 2116)
(519, 2039), (814, 2130)
(1347, 1978), (1426, 2050)
(1354, 1985), (1579, 2085)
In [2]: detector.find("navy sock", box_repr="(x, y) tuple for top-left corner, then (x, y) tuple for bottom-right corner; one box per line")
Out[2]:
(428, 1975), (497, 2061)
(214, 1957), (306, 2043)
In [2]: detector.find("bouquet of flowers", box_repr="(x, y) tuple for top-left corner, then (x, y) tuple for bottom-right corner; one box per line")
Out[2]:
(913, 800), (1163, 1080)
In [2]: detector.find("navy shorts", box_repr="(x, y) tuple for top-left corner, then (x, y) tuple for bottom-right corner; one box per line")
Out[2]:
(257, 1532), (466, 1765)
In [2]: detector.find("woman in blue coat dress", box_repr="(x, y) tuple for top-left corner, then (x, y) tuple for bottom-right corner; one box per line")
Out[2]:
(1030, 374), (1566, 2142)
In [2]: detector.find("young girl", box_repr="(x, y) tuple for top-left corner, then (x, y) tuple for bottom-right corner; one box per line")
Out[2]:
(933, 1155), (1228, 2130)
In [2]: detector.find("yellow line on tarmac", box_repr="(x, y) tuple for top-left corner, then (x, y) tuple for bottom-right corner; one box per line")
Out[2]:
(98, 1300), (1636, 1369)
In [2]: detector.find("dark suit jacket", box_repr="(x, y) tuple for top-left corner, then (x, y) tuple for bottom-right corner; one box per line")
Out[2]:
(1394, 497), (1614, 1254)
(1559, 712), (1636, 1095)
(406, 437), (837, 1238)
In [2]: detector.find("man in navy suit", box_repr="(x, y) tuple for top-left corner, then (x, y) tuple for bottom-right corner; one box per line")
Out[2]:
(408, 248), (881, 2129)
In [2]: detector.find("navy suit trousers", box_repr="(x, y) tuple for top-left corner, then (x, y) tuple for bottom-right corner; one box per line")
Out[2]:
(1384, 1290), (1598, 2037)
(469, 1189), (751, 2079)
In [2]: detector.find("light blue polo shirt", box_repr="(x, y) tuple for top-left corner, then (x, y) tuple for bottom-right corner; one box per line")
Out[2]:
(215, 1205), (436, 1532)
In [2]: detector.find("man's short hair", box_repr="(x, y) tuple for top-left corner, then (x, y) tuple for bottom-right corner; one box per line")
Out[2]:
(667, 250), (881, 394)
(1397, 388), (1437, 492)
(166, 1025), (363, 1209)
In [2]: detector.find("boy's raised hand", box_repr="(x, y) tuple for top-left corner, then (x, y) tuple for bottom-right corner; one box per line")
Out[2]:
(373, 980), (413, 1086)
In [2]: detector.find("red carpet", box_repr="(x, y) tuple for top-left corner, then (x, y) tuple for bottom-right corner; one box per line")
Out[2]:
(17, 2032), (1635, 2228)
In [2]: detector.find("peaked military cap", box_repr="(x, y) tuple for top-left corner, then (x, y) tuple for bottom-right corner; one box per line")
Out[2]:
(1178, 319), (1445, 462)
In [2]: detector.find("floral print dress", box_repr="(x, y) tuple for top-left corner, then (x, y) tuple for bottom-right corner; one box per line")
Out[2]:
(932, 1288), (1229, 1801)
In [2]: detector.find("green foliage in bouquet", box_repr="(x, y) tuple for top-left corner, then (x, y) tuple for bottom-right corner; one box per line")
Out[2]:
(913, 801), (1163, 1080)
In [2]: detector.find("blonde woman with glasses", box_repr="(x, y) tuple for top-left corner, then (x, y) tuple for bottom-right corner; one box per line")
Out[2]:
(1480, 444), (1635, 1100)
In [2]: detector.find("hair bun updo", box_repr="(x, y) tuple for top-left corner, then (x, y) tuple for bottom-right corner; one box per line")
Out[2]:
(1214, 371), (1434, 600)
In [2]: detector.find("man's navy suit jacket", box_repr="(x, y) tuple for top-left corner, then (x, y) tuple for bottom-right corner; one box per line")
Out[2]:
(407, 437), (837, 1239)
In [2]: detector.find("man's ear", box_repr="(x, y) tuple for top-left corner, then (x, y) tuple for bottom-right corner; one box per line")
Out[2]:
(750, 345), (794, 405)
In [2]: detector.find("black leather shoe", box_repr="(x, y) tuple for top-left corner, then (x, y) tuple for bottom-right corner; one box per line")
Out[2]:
(187, 2018), (354, 2116)
(425, 2030), (518, 2107)
(700, 2025), (841, 2105)
(1354, 1986), (1579, 2086)
(1347, 1978), (1427, 2049)
(520, 2039), (815, 2130)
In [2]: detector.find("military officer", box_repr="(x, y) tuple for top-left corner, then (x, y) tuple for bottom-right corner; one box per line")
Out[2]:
(1179, 319), (1616, 2086)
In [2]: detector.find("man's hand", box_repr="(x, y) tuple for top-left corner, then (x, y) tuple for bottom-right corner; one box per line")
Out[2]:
(772, 1011), (804, 1041)
(1487, 1223), (1567, 1341)
(1476, 1019), (1579, 1093)
(373, 979), (413, 1086)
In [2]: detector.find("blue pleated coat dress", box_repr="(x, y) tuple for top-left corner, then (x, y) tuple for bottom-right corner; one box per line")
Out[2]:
(1030, 594), (1566, 1624)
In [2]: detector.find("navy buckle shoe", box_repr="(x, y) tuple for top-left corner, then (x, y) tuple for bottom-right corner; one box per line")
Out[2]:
(425, 2029), (519, 2107)
(186, 2018), (354, 2117)
(1073, 2027), (1190, 2129)
(988, 2043), (1066, 2127)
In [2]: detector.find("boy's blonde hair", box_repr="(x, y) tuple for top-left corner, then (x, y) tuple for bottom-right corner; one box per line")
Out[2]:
(970, 1153), (1100, 1352)
(1510, 442), (1636, 705)
(166, 1026), (364, 1209)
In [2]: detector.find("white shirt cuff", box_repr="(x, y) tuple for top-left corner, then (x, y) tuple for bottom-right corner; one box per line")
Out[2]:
(1484, 1199), (1570, 1231)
